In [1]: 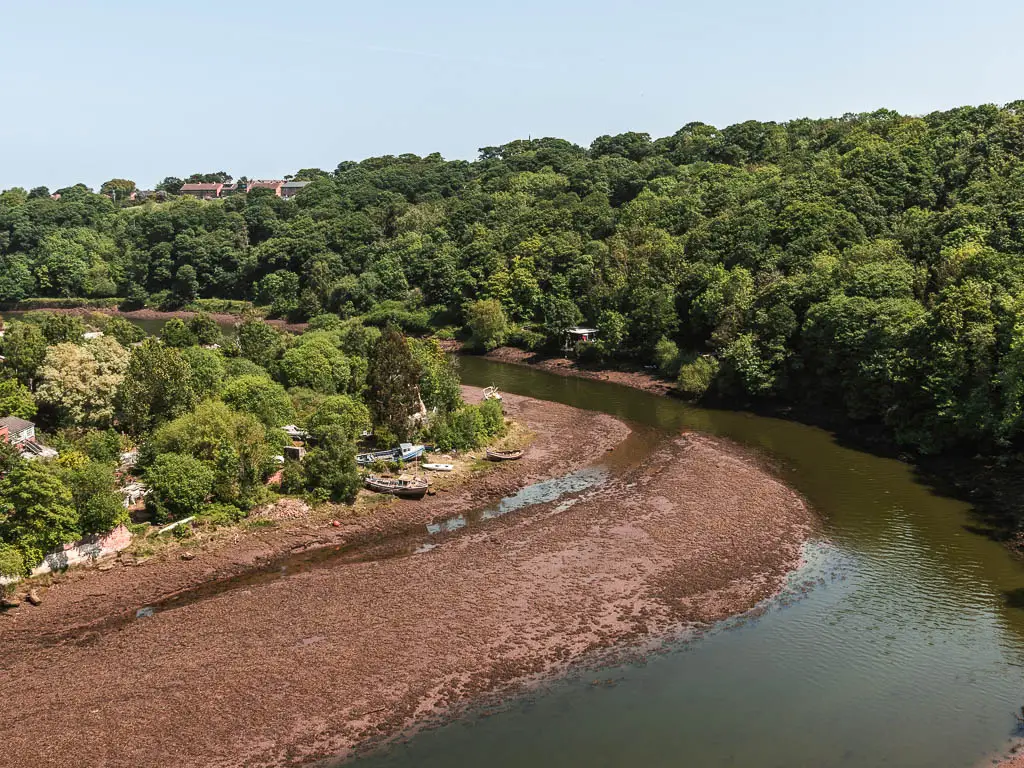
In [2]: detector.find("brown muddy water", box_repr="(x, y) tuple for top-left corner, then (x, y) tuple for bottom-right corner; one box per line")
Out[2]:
(343, 355), (1024, 768)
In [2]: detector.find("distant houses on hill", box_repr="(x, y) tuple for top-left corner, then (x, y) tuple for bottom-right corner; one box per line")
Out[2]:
(177, 180), (310, 200)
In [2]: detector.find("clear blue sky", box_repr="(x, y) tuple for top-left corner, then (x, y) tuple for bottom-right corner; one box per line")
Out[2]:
(2, 0), (1023, 191)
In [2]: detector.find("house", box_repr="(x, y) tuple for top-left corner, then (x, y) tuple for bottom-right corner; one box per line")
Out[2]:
(246, 180), (284, 196)
(284, 445), (306, 461)
(0, 416), (36, 445)
(0, 425), (8, 444)
(19, 441), (59, 461)
(281, 180), (311, 199)
(282, 424), (308, 441)
(179, 182), (224, 199)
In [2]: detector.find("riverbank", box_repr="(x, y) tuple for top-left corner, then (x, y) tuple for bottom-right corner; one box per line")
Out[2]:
(480, 345), (675, 395)
(0, 387), (814, 768)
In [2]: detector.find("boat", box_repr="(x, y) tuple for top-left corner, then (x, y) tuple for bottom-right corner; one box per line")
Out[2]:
(422, 463), (454, 472)
(485, 448), (524, 461)
(364, 474), (429, 499)
(356, 442), (426, 466)
(483, 386), (503, 401)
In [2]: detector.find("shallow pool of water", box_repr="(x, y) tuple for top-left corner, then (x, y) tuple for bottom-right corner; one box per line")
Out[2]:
(347, 356), (1024, 768)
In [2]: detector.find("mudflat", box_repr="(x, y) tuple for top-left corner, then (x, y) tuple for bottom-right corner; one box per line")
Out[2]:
(0, 389), (814, 768)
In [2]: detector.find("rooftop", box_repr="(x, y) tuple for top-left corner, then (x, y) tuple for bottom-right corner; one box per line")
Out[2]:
(0, 416), (34, 432)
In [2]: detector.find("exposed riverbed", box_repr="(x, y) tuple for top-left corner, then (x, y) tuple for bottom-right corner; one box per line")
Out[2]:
(347, 356), (1024, 768)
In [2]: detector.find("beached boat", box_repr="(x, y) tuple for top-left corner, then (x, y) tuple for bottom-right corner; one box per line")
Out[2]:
(485, 448), (524, 461)
(356, 442), (426, 466)
(364, 474), (429, 499)
(422, 463), (454, 472)
(483, 386), (503, 401)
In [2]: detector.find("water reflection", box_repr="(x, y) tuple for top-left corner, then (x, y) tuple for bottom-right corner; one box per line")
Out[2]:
(347, 356), (1024, 768)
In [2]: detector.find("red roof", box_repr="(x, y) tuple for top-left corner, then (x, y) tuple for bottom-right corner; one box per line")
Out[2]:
(180, 183), (223, 191)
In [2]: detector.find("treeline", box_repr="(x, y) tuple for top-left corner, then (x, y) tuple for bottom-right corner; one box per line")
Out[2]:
(0, 310), (504, 577)
(4, 102), (1024, 453)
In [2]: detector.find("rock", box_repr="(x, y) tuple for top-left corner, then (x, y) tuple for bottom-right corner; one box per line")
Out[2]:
(1, 597), (21, 610)
(26, 589), (42, 606)
(331, 520), (341, 528)
(180, 551), (195, 561)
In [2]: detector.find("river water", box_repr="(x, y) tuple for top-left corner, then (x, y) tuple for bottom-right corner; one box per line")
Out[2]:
(351, 355), (1024, 768)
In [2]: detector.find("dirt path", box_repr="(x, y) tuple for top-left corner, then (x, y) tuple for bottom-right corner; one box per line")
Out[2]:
(0, 390), (814, 768)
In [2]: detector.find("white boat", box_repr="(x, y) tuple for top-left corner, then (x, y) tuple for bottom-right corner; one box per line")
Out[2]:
(422, 463), (454, 472)
(483, 386), (503, 401)
(356, 442), (426, 466)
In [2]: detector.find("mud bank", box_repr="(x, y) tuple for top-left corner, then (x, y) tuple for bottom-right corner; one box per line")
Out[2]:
(0, 391), (813, 768)
(479, 346), (675, 395)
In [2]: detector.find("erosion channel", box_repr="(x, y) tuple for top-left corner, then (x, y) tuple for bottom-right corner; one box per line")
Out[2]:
(350, 356), (1024, 768)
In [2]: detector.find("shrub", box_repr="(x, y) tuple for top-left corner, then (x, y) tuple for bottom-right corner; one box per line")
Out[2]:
(677, 355), (719, 399)
(506, 326), (544, 351)
(0, 544), (26, 579)
(196, 502), (245, 528)
(146, 453), (214, 521)
(279, 460), (306, 494)
(428, 400), (507, 451)
(464, 299), (508, 351)
(654, 337), (682, 378)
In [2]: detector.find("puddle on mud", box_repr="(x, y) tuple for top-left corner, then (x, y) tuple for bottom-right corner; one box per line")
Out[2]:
(49, 428), (661, 643)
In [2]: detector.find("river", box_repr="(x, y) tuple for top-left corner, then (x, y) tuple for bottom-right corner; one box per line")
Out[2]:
(347, 355), (1024, 768)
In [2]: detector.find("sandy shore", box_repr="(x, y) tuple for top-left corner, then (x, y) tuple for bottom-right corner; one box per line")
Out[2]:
(0, 388), (814, 768)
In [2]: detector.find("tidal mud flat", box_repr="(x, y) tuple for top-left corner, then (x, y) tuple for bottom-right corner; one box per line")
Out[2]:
(0, 389), (814, 768)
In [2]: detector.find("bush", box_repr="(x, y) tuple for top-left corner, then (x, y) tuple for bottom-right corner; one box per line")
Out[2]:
(196, 502), (245, 528)
(506, 325), (544, 351)
(654, 337), (682, 378)
(146, 453), (214, 521)
(464, 299), (508, 351)
(428, 400), (507, 451)
(279, 460), (306, 494)
(0, 544), (26, 579)
(677, 355), (719, 399)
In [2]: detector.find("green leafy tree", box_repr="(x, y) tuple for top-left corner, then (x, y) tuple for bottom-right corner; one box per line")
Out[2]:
(307, 394), (371, 441)
(279, 335), (351, 393)
(366, 327), (421, 440)
(0, 462), (79, 566)
(0, 379), (36, 419)
(237, 317), (286, 371)
(160, 318), (196, 347)
(41, 313), (86, 344)
(1, 322), (48, 386)
(67, 462), (126, 534)
(221, 375), (295, 427)
(117, 339), (197, 434)
(36, 337), (128, 426)
(181, 346), (226, 398)
(188, 312), (222, 345)
(145, 453), (214, 521)
(465, 299), (508, 351)
(303, 423), (360, 502)
(104, 316), (146, 346)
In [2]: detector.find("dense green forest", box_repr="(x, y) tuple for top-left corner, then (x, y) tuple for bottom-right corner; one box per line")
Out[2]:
(4, 102), (1024, 455)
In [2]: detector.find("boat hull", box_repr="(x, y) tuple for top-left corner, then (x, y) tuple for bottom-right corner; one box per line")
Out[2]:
(485, 449), (523, 461)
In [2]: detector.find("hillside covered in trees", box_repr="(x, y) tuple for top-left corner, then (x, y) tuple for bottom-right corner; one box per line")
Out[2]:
(4, 102), (1024, 455)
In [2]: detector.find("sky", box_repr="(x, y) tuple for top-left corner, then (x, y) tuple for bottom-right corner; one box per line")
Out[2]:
(2, 0), (1023, 191)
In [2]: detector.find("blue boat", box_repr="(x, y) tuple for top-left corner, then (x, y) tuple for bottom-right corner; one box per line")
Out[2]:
(356, 442), (426, 466)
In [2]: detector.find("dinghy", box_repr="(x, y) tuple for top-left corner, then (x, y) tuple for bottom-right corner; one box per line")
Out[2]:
(422, 463), (454, 472)
(485, 448), (524, 461)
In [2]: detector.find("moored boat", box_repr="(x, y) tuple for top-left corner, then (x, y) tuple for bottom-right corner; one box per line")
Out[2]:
(422, 463), (454, 472)
(483, 386), (503, 401)
(364, 474), (429, 499)
(356, 442), (426, 466)
(485, 448), (523, 461)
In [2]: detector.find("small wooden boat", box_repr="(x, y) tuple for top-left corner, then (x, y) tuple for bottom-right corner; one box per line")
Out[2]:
(485, 448), (523, 461)
(356, 442), (426, 466)
(483, 386), (503, 401)
(364, 474), (429, 499)
(422, 463), (454, 472)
